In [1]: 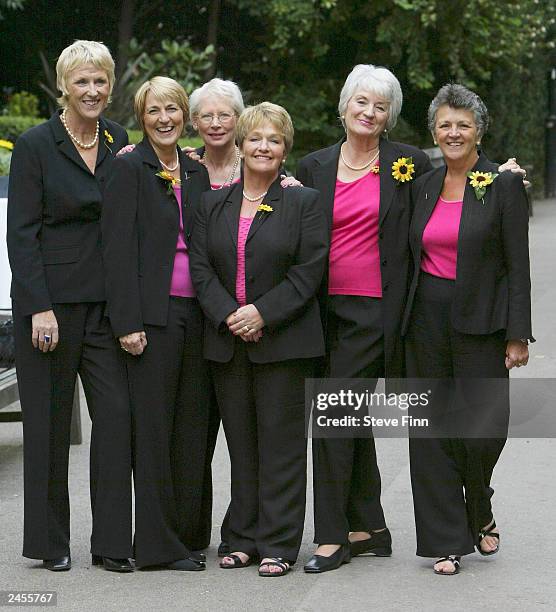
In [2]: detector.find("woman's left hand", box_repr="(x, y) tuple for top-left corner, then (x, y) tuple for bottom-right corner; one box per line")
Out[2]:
(498, 158), (530, 188)
(505, 339), (529, 369)
(228, 304), (265, 336)
(280, 174), (302, 188)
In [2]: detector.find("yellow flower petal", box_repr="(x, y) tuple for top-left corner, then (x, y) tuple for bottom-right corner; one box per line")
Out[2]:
(391, 157), (415, 182)
(0, 139), (14, 151)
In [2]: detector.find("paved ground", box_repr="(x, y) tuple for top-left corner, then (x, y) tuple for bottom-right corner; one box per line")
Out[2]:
(0, 198), (555, 612)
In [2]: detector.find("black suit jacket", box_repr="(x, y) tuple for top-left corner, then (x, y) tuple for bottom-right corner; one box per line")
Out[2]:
(296, 137), (433, 377)
(402, 152), (533, 341)
(7, 112), (128, 316)
(189, 179), (329, 363)
(101, 138), (211, 338)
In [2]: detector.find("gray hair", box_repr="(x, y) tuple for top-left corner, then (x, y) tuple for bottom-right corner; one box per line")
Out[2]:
(189, 78), (245, 121)
(338, 64), (403, 131)
(428, 83), (489, 137)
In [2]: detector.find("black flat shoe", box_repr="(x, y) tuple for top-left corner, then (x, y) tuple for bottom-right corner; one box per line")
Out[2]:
(92, 555), (134, 572)
(304, 544), (350, 574)
(164, 557), (206, 571)
(190, 551), (206, 562)
(217, 541), (230, 558)
(43, 555), (71, 571)
(350, 528), (392, 557)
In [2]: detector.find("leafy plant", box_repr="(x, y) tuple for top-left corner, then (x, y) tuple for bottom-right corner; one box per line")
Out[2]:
(6, 91), (40, 117)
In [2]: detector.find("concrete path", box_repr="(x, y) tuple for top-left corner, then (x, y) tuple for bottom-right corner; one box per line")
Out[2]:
(0, 199), (555, 612)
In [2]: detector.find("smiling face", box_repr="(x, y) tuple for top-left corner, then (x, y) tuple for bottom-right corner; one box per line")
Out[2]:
(143, 90), (184, 151)
(194, 96), (237, 149)
(344, 90), (390, 140)
(433, 105), (479, 166)
(240, 120), (286, 178)
(65, 63), (110, 123)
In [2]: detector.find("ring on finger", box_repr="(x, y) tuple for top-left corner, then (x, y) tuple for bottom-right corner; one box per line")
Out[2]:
(243, 325), (250, 332)
(44, 335), (51, 343)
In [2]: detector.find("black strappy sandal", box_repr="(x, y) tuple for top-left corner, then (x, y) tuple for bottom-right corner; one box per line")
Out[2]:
(258, 557), (291, 577)
(219, 553), (255, 569)
(433, 556), (461, 575)
(477, 520), (500, 556)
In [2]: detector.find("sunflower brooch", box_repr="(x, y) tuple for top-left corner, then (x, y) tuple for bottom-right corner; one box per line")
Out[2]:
(156, 170), (181, 194)
(391, 157), (415, 183)
(467, 171), (498, 203)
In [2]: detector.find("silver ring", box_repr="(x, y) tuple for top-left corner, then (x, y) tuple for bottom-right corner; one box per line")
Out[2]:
(44, 335), (51, 343)
(121, 346), (129, 352)
(243, 326), (250, 332)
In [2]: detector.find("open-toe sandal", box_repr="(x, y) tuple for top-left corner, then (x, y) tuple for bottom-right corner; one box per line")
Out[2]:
(433, 555), (461, 576)
(219, 553), (254, 569)
(477, 520), (500, 556)
(258, 557), (291, 577)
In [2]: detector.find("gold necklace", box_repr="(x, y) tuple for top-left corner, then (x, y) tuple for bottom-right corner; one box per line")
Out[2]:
(340, 143), (379, 171)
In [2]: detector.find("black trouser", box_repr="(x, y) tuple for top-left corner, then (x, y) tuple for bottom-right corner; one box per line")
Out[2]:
(312, 295), (387, 544)
(405, 272), (508, 557)
(128, 297), (211, 567)
(211, 339), (313, 563)
(13, 301), (132, 560)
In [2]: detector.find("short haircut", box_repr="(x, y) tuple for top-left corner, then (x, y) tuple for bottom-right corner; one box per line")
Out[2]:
(236, 102), (294, 154)
(338, 64), (403, 131)
(56, 40), (115, 107)
(189, 78), (245, 121)
(134, 76), (190, 133)
(428, 83), (489, 138)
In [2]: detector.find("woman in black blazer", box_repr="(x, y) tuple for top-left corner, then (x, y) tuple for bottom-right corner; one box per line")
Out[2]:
(7, 40), (133, 572)
(102, 77), (210, 571)
(189, 102), (329, 576)
(402, 83), (533, 575)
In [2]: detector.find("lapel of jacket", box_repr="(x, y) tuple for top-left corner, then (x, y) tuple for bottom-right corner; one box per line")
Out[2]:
(95, 116), (113, 168)
(179, 149), (203, 237)
(246, 177), (282, 243)
(224, 182), (243, 248)
(378, 137), (405, 226)
(50, 111), (93, 175)
(311, 139), (343, 228)
(414, 165), (447, 251)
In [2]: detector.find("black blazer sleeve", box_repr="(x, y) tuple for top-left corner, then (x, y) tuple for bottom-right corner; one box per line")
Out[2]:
(101, 155), (144, 338)
(500, 171), (533, 340)
(189, 192), (240, 328)
(7, 134), (52, 315)
(254, 188), (329, 329)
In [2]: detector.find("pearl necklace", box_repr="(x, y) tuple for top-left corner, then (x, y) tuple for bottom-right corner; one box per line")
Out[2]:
(242, 189), (268, 202)
(61, 109), (99, 149)
(340, 143), (380, 171)
(160, 153), (179, 172)
(204, 146), (241, 189)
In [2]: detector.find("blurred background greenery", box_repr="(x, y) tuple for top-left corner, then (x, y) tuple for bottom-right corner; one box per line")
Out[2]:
(0, 0), (554, 192)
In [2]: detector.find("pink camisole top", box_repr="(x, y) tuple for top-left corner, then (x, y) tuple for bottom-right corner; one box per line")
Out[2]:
(169, 184), (196, 297)
(235, 216), (254, 306)
(328, 169), (382, 297)
(211, 177), (241, 191)
(420, 196), (463, 280)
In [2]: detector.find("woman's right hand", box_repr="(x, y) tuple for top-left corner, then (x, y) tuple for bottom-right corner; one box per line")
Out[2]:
(116, 144), (136, 156)
(182, 146), (202, 162)
(119, 331), (147, 356)
(31, 310), (59, 352)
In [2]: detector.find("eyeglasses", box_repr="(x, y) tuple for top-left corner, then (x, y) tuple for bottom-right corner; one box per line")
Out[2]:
(198, 112), (236, 125)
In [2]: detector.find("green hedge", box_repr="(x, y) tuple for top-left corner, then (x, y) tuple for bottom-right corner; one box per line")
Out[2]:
(0, 115), (46, 142)
(127, 129), (203, 150)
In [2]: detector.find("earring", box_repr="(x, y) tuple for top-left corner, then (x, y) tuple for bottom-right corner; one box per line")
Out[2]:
(433, 140), (438, 145)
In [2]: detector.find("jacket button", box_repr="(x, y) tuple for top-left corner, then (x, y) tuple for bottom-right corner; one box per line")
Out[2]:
(248, 276), (254, 282)
(186, 232), (191, 239)
(381, 259), (387, 267)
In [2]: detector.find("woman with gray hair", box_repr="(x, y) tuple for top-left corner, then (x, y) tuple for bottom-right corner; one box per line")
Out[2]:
(401, 83), (533, 575)
(7, 40), (133, 572)
(297, 65), (522, 574)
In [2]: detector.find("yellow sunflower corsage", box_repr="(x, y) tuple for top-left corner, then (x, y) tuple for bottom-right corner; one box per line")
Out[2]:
(0, 139), (14, 151)
(467, 171), (498, 203)
(104, 129), (114, 144)
(391, 157), (415, 183)
(257, 203), (273, 220)
(156, 170), (181, 194)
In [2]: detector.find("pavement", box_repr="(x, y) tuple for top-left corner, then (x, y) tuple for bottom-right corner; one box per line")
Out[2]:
(0, 198), (555, 612)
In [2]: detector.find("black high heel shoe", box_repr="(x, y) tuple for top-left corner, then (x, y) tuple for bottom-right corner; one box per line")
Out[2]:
(92, 555), (134, 573)
(476, 520), (500, 556)
(304, 544), (351, 574)
(349, 528), (392, 557)
(43, 555), (71, 571)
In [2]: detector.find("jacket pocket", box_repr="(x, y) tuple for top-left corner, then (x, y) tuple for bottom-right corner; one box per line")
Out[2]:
(42, 246), (80, 265)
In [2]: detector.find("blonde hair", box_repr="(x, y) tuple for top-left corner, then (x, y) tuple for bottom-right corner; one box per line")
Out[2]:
(134, 76), (190, 132)
(56, 40), (115, 107)
(236, 102), (294, 154)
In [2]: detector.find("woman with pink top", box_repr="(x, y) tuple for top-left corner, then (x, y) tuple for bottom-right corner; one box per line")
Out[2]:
(102, 77), (210, 571)
(190, 102), (329, 576)
(402, 84), (533, 575)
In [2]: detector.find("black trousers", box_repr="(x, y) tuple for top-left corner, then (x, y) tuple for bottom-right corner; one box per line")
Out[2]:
(312, 295), (386, 544)
(13, 301), (132, 560)
(128, 297), (211, 566)
(211, 339), (313, 563)
(405, 272), (508, 557)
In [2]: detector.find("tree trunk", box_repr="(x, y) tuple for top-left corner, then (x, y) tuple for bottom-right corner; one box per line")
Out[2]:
(204, 0), (221, 80)
(116, 0), (136, 78)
